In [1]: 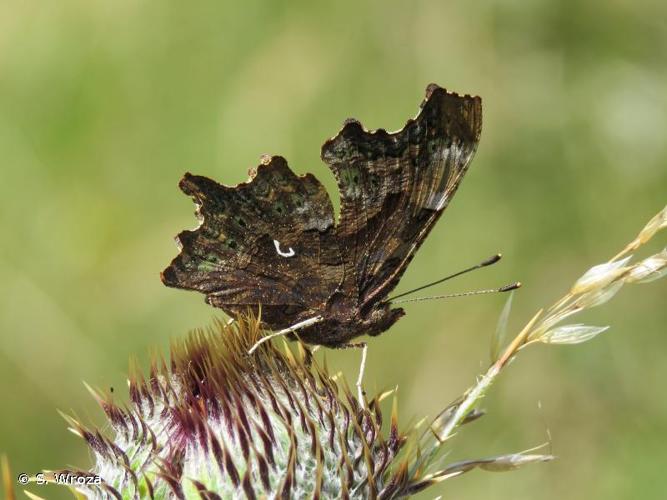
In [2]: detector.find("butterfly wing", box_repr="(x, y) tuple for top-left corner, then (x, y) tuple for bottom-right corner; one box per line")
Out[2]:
(161, 156), (343, 328)
(321, 85), (482, 310)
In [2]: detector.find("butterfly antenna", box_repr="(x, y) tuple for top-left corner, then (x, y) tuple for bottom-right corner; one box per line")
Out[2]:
(390, 282), (521, 305)
(388, 253), (503, 302)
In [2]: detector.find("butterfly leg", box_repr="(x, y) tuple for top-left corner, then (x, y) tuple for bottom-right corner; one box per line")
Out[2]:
(247, 315), (323, 355)
(334, 341), (368, 408)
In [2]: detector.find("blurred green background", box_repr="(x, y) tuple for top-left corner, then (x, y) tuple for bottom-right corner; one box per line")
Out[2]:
(1, 1), (665, 498)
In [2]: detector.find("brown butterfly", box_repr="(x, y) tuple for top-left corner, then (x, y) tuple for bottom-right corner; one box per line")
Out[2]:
(162, 84), (482, 349)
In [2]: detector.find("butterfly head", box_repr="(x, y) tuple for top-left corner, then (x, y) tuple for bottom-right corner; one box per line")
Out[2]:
(364, 303), (405, 337)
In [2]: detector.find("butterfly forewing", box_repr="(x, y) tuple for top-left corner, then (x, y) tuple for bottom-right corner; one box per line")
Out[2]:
(161, 156), (343, 327)
(320, 86), (482, 309)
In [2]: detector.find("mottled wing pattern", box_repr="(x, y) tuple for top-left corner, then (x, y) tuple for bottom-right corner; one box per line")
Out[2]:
(320, 85), (482, 309)
(161, 156), (343, 327)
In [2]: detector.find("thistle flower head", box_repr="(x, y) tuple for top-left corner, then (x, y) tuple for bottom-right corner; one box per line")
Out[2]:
(43, 312), (512, 499)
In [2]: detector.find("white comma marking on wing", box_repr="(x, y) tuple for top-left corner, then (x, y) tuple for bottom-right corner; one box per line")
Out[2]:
(273, 239), (296, 258)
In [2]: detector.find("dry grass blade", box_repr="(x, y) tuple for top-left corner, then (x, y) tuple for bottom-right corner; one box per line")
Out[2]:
(1, 455), (16, 500)
(491, 291), (514, 362)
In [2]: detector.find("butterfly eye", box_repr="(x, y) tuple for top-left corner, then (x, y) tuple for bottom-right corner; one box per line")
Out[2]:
(236, 217), (247, 227)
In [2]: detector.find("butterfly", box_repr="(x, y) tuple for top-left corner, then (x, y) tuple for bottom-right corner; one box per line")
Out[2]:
(161, 84), (482, 348)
